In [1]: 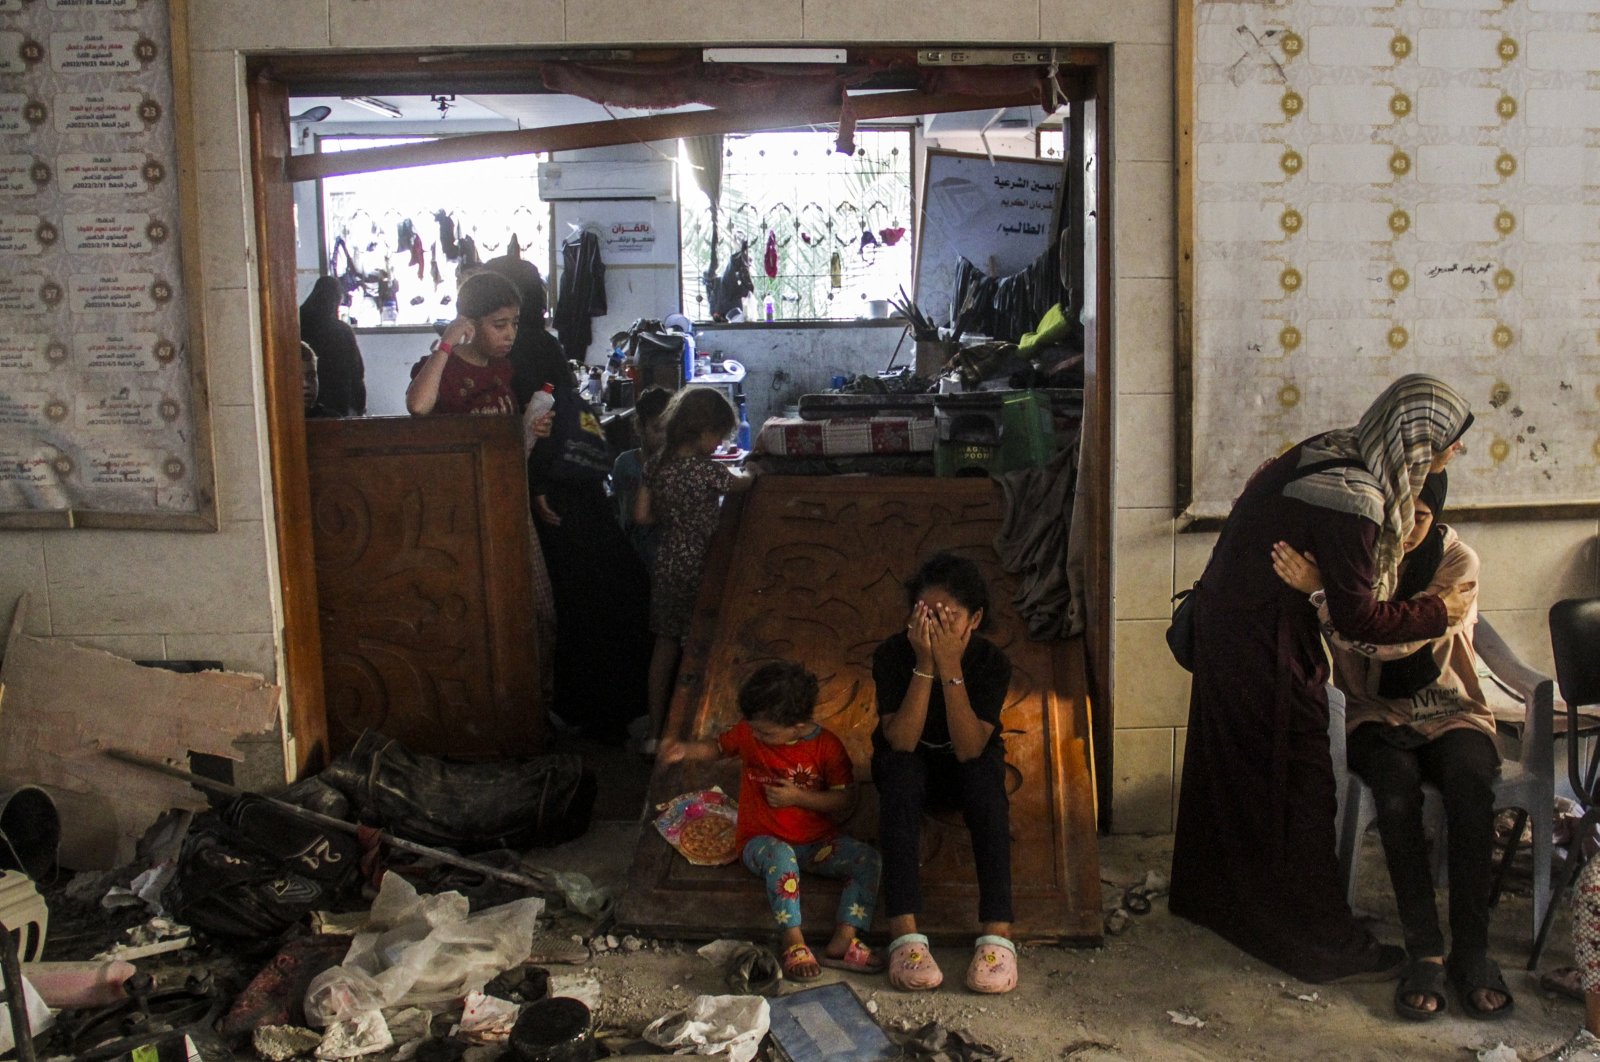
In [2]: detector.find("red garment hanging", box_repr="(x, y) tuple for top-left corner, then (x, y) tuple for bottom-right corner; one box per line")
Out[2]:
(763, 230), (778, 278)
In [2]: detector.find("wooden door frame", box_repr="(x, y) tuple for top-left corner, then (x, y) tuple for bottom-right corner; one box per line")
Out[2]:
(246, 48), (1116, 813)
(249, 70), (328, 777)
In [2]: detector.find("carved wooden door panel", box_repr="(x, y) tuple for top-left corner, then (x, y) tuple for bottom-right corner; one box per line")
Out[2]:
(619, 476), (1101, 944)
(306, 416), (542, 759)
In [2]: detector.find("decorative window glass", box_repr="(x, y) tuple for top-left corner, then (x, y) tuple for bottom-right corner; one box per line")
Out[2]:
(679, 129), (914, 323)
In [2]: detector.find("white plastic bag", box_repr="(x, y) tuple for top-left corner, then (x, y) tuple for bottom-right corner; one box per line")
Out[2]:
(304, 872), (543, 1027)
(643, 994), (770, 1062)
(0, 970), (52, 1054)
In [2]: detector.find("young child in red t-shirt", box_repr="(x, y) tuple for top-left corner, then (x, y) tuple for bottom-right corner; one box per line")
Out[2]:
(662, 660), (884, 982)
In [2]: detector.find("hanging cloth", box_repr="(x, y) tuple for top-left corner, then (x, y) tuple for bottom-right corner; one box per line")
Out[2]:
(435, 210), (458, 260)
(429, 244), (443, 288)
(829, 251), (842, 290)
(409, 234), (424, 279)
(457, 234), (480, 270)
(763, 230), (778, 279)
(708, 240), (754, 321)
(396, 217), (415, 254)
(554, 229), (608, 359)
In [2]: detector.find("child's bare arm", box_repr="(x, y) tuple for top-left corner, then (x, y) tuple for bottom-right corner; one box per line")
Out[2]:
(632, 481), (654, 525)
(658, 737), (724, 765)
(724, 466), (757, 493)
(765, 780), (853, 816)
(406, 348), (448, 415)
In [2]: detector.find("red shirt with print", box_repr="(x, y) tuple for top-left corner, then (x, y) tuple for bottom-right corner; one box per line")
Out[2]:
(410, 353), (515, 415)
(718, 721), (853, 851)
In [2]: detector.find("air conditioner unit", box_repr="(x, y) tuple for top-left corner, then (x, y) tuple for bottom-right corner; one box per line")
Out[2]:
(538, 160), (675, 201)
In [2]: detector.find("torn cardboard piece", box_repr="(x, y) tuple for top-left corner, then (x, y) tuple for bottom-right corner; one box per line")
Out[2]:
(0, 595), (281, 869)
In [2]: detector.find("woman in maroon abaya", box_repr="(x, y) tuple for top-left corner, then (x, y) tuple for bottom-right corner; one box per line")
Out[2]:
(1169, 374), (1474, 983)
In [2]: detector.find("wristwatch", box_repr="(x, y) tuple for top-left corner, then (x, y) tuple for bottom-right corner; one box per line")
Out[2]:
(1308, 589), (1327, 609)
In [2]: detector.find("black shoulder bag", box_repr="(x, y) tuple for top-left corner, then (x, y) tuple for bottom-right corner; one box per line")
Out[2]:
(1165, 456), (1363, 672)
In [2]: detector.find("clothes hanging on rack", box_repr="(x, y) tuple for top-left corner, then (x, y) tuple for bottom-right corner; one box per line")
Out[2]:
(949, 243), (1066, 345)
(763, 230), (778, 278)
(554, 229), (607, 359)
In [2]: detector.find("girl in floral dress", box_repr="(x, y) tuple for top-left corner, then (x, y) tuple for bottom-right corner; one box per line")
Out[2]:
(634, 387), (754, 752)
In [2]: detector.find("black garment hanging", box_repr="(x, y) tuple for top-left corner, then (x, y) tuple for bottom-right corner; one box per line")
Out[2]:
(554, 229), (607, 360)
(435, 210), (458, 260)
(950, 244), (1066, 345)
(707, 240), (754, 321)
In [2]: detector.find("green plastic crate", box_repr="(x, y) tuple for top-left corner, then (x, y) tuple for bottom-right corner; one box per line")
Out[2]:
(933, 389), (1056, 477)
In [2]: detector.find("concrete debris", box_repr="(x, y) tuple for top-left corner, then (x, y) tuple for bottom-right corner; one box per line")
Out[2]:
(1167, 1010), (1206, 1029)
(253, 1024), (324, 1062)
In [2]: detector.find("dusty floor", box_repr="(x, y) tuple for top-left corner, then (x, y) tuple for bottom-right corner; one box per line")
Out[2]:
(537, 815), (1587, 1062)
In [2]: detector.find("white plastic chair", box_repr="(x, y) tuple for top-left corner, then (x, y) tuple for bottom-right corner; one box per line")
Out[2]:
(1333, 616), (1555, 951)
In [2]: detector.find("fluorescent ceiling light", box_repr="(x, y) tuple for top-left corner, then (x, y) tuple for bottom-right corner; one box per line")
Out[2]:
(703, 48), (847, 64)
(342, 96), (403, 119)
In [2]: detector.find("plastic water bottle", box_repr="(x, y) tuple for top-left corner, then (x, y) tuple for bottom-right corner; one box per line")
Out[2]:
(737, 400), (752, 451)
(523, 383), (555, 455)
(763, 295), (775, 322)
(680, 334), (696, 386)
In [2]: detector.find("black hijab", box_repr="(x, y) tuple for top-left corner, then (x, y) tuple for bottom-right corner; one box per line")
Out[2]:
(1377, 471), (1449, 698)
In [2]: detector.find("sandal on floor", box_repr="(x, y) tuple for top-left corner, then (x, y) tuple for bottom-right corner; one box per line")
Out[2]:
(1540, 966), (1586, 1004)
(1394, 959), (1448, 1022)
(781, 943), (823, 983)
(1449, 953), (1515, 1021)
(887, 934), (943, 991)
(818, 937), (885, 974)
(965, 935), (1018, 995)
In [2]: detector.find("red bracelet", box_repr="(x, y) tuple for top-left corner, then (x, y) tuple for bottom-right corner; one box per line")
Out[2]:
(435, 340), (455, 356)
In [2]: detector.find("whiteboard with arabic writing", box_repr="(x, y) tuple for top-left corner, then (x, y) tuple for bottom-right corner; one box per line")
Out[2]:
(914, 150), (1061, 327)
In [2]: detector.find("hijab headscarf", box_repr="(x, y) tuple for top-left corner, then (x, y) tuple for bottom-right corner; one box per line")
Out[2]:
(1378, 470), (1449, 698)
(1283, 374), (1472, 599)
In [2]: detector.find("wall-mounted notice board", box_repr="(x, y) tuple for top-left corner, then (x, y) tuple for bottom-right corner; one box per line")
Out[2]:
(1179, 0), (1600, 520)
(0, 0), (217, 529)
(914, 149), (1061, 327)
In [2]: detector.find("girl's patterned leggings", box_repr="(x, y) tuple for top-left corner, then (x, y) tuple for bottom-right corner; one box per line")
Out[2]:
(742, 834), (881, 932)
(1576, 855), (1600, 992)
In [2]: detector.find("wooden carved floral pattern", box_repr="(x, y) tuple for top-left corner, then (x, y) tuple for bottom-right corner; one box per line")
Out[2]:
(306, 416), (542, 759)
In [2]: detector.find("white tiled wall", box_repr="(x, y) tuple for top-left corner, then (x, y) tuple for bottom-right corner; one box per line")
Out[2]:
(4, 0), (1579, 820)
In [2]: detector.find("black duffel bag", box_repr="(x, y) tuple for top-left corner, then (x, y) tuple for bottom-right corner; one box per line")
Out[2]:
(319, 731), (596, 854)
(166, 794), (361, 939)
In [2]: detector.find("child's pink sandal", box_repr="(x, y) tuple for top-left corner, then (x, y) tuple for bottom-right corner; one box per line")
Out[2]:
(887, 933), (943, 991)
(964, 935), (1018, 994)
(781, 943), (823, 983)
(818, 937), (885, 974)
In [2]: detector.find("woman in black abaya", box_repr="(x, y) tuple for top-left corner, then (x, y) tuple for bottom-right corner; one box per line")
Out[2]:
(1169, 374), (1474, 984)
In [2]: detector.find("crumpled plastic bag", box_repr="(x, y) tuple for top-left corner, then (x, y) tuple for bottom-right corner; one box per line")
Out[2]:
(643, 994), (769, 1062)
(0, 971), (52, 1054)
(697, 939), (782, 997)
(304, 872), (543, 1027)
(315, 1010), (392, 1059)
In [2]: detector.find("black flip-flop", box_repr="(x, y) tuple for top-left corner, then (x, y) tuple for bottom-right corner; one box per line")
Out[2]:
(1394, 959), (1449, 1022)
(1448, 953), (1516, 1021)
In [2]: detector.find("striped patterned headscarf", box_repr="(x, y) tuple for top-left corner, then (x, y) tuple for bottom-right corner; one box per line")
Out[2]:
(1284, 374), (1473, 599)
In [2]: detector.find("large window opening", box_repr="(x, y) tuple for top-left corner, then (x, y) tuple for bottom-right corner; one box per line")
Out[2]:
(317, 136), (552, 328)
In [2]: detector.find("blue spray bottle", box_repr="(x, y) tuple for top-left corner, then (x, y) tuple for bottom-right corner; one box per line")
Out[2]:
(737, 399), (752, 451)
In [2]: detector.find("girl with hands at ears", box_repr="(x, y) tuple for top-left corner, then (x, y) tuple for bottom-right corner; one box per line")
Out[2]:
(872, 553), (1020, 996)
(407, 271), (546, 420)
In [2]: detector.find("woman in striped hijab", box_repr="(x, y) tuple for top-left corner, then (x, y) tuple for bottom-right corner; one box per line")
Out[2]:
(1169, 374), (1473, 985)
